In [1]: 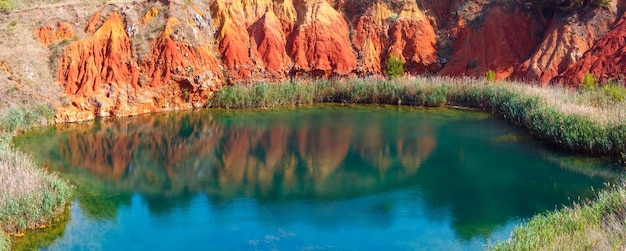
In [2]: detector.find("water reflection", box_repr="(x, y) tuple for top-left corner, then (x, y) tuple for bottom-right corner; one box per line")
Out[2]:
(51, 108), (438, 203)
(15, 105), (621, 248)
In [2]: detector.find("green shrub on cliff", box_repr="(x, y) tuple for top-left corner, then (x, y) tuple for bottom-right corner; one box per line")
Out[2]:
(384, 55), (404, 79)
(603, 82), (626, 102)
(485, 70), (497, 82)
(0, 0), (13, 12)
(581, 72), (598, 91)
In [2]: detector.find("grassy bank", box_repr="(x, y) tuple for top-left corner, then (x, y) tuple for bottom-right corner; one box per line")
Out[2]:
(490, 182), (626, 250)
(0, 104), (72, 250)
(0, 232), (8, 251)
(209, 77), (626, 159)
(209, 77), (626, 249)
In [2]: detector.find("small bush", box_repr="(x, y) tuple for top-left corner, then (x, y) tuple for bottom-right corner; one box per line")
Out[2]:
(0, 0), (14, 13)
(485, 70), (496, 82)
(602, 83), (626, 102)
(581, 72), (598, 91)
(182, 88), (189, 101)
(0, 104), (54, 133)
(384, 55), (404, 79)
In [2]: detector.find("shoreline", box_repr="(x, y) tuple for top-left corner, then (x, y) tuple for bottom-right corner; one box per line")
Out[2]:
(1, 76), (624, 249)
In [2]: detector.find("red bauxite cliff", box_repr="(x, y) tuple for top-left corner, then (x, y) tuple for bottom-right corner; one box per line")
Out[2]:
(16, 0), (624, 121)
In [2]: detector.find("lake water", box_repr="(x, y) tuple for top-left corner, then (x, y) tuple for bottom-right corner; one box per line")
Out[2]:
(14, 105), (621, 250)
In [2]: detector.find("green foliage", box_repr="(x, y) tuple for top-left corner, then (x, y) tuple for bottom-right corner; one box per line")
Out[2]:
(182, 88), (190, 101)
(581, 72), (598, 91)
(0, 0), (14, 13)
(490, 182), (626, 250)
(0, 104), (70, 251)
(384, 55), (405, 79)
(0, 104), (54, 133)
(602, 83), (626, 102)
(0, 142), (72, 233)
(0, 232), (9, 251)
(485, 70), (496, 82)
(8, 206), (69, 251)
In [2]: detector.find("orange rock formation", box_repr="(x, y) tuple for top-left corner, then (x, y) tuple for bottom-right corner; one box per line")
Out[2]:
(559, 13), (626, 85)
(26, 0), (625, 121)
(35, 22), (76, 46)
(54, 3), (222, 122)
(440, 6), (546, 80)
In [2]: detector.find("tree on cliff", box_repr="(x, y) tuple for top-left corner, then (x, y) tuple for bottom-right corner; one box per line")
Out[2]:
(385, 56), (404, 79)
(519, 0), (611, 11)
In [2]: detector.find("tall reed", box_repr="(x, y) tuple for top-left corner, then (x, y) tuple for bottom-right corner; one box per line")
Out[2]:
(209, 77), (626, 159)
(0, 232), (8, 251)
(0, 104), (72, 249)
(489, 182), (626, 250)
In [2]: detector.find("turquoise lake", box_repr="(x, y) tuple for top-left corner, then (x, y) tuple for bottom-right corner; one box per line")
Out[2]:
(14, 105), (622, 250)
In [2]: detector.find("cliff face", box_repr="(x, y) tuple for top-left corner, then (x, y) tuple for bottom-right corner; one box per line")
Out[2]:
(439, 6), (547, 79)
(52, 2), (223, 122)
(559, 12), (626, 85)
(0, 0), (621, 121)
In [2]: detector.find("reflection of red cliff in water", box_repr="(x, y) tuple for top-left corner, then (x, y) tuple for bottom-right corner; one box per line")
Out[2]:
(61, 125), (139, 180)
(57, 111), (436, 199)
(59, 114), (219, 184)
(296, 126), (354, 182)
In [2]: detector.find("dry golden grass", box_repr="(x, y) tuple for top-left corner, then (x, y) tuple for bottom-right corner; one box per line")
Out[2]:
(0, 145), (47, 204)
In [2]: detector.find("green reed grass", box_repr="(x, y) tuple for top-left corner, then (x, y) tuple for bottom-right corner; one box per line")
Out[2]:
(0, 232), (8, 251)
(0, 104), (72, 249)
(489, 182), (626, 250)
(209, 77), (626, 159)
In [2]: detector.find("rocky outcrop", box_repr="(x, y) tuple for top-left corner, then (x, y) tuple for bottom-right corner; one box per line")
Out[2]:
(387, 1), (438, 74)
(58, 12), (138, 96)
(517, 8), (616, 85)
(440, 5), (546, 80)
(249, 11), (292, 77)
(54, 2), (222, 122)
(287, 0), (357, 77)
(35, 21), (76, 46)
(559, 13), (626, 85)
(352, 1), (437, 75)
